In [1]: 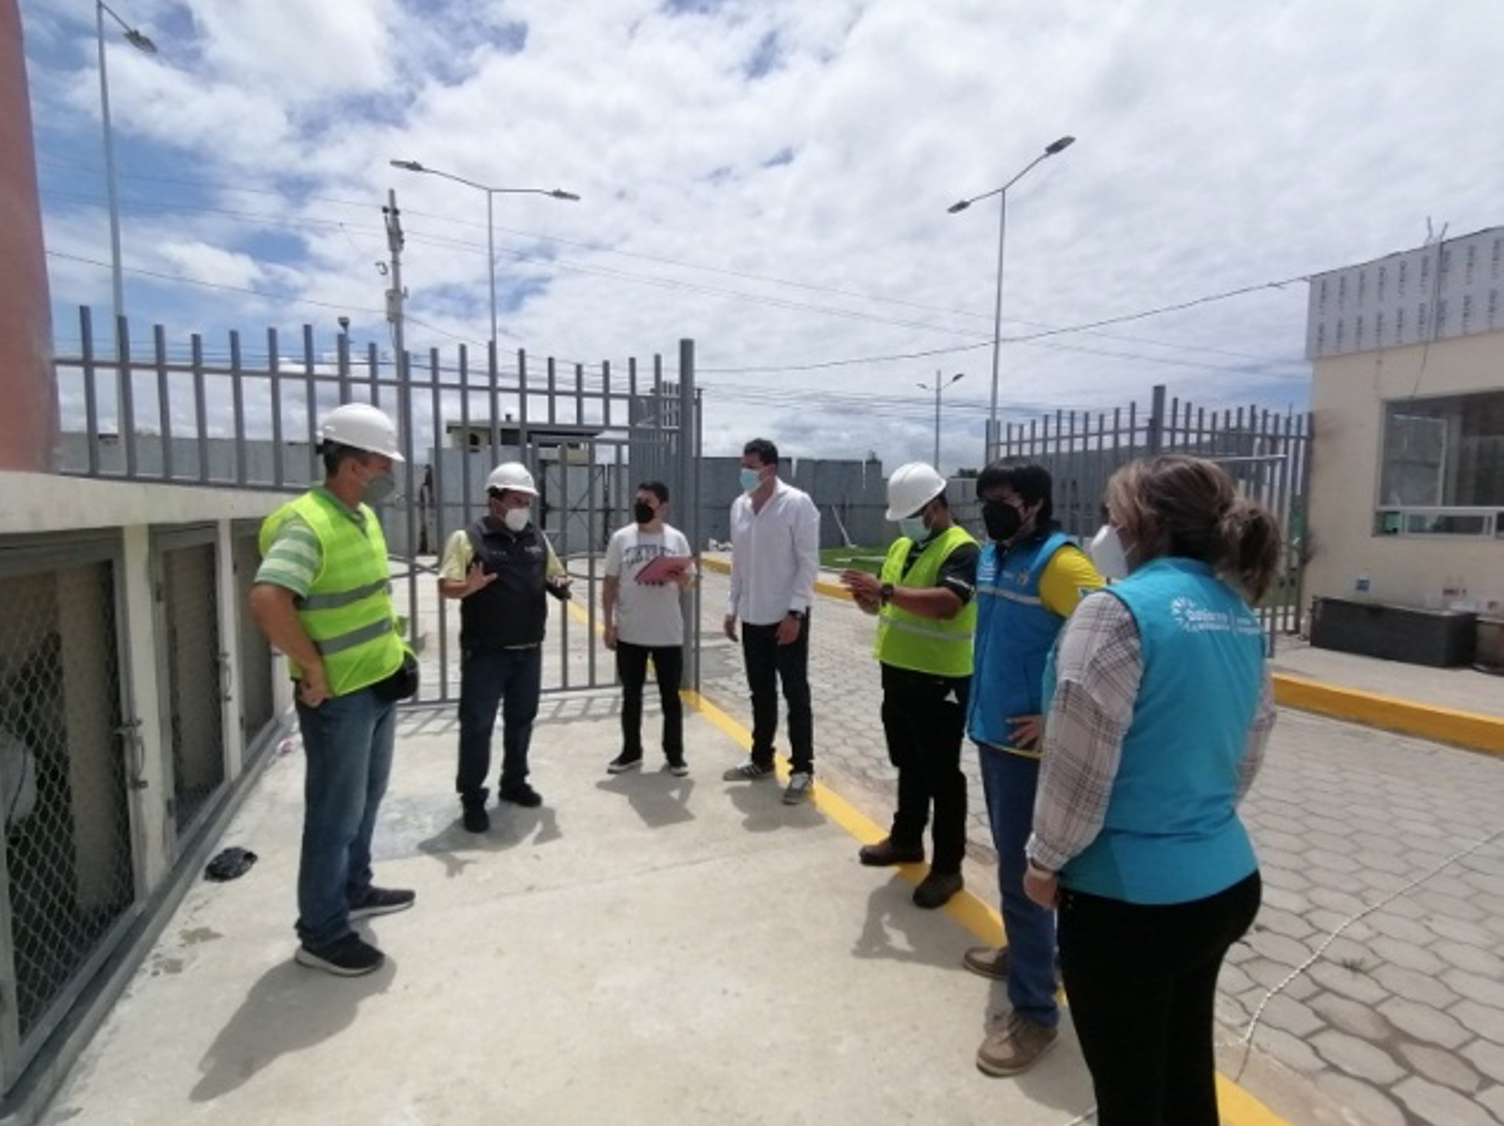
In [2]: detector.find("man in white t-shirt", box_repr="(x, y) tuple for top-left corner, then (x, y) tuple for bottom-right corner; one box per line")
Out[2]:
(602, 481), (696, 775)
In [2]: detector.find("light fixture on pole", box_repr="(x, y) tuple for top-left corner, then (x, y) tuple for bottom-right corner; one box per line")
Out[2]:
(947, 134), (1074, 464)
(917, 371), (965, 471)
(388, 159), (579, 350)
(96, 0), (157, 338)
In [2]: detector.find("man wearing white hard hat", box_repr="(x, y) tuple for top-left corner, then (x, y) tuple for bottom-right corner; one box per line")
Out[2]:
(840, 461), (979, 910)
(438, 461), (571, 832)
(250, 401), (417, 978)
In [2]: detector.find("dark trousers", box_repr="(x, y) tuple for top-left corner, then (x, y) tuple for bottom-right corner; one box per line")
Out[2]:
(456, 644), (542, 803)
(879, 666), (968, 874)
(1058, 871), (1262, 1126)
(616, 641), (684, 759)
(741, 618), (814, 774)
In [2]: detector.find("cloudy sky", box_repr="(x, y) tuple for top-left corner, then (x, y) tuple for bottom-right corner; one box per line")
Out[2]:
(21, 0), (1504, 472)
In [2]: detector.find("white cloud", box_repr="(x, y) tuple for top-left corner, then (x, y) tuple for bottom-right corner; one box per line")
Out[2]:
(24, 0), (1504, 473)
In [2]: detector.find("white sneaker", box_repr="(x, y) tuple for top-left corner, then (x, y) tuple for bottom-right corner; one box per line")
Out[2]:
(782, 772), (813, 805)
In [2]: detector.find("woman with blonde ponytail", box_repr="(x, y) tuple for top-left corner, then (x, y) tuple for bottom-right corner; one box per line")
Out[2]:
(1023, 455), (1279, 1126)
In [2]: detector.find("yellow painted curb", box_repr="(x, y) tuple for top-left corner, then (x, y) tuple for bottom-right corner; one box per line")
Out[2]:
(698, 555), (852, 602)
(1273, 673), (1504, 757)
(687, 685), (1289, 1126)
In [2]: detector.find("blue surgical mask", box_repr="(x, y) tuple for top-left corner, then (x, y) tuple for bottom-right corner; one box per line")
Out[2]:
(739, 467), (763, 493)
(899, 517), (928, 542)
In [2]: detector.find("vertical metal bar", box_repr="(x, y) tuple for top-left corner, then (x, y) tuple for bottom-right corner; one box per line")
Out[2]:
(303, 325), (319, 483)
(119, 316), (137, 479)
(678, 338), (699, 692)
(230, 330), (247, 485)
(269, 327), (284, 488)
(366, 342), (381, 409)
(516, 349), (531, 454)
(192, 333), (209, 484)
(429, 346), (450, 701)
(486, 343), (501, 455)
(154, 323), (173, 481)
(1148, 385), (1166, 454)
(337, 329), (351, 404)
(81, 306), (101, 475)
(547, 355), (558, 426)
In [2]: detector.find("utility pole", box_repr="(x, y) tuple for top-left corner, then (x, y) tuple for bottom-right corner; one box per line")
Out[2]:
(384, 189), (420, 639)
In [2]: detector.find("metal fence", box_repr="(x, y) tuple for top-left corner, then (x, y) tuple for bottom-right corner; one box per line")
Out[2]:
(53, 307), (704, 705)
(994, 384), (1313, 643)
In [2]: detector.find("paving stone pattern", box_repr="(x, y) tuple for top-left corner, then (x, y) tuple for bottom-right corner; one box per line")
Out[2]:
(696, 568), (1504, 1126)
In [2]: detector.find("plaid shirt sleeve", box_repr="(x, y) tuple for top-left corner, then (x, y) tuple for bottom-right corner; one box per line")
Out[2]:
(1026, 591), (1141, 872)
(1238, 668), (1276, 800)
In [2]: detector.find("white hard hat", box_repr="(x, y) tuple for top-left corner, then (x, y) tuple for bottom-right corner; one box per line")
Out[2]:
(317, 402), (405, 463)
(885, 461), (946, 520)
(486, 462), (538, 497)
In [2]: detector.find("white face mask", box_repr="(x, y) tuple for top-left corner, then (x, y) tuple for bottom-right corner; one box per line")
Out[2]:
(503, 506), (530, 532)
(898, 517), (928, 542)
(1087, 524), (1129, 580)
(739, 467), (763, 493)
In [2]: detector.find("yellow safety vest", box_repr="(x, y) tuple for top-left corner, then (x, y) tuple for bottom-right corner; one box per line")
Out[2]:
(259, 491), (404, 696)
(874, 524), (977, 678)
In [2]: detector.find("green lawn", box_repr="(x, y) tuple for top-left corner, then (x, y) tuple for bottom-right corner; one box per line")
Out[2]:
(820, 545), (888, 575)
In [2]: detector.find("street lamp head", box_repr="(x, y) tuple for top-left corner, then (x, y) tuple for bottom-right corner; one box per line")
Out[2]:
(390, 159), (425, 172)
(124, 28), (156, 53)
(946, 199), (971, 214)
(549, 190), (581, 201)
(1045, 135), (1075, 155)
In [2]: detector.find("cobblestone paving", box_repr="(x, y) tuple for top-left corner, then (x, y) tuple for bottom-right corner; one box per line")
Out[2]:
(696, 567), (1504, 1126)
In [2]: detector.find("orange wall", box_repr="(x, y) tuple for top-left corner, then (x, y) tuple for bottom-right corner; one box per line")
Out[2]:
(0, 0), (56, 472)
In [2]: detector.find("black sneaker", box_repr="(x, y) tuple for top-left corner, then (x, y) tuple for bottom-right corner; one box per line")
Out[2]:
(349, 887), (415, 920)
(462, 804), (490, 833)
(498, 782), (543, 808)
(295, 933), (384, 977)
(607, 752), (643, 774)
(666, 756), (689, 777)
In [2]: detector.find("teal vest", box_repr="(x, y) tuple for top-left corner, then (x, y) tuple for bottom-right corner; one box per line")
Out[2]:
(966, 531), (1071, 750)
(1054, 558), (1266, 904)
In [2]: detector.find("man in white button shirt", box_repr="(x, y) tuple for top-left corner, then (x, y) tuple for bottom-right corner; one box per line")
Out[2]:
(721, 438), (821, 804)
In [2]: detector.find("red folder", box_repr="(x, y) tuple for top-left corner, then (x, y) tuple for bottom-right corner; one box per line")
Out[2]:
(634, 555), (692, 584)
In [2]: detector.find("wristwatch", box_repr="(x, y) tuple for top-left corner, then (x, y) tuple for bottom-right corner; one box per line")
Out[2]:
(879, 582), (895, 606)
(786, 608), (807, 621)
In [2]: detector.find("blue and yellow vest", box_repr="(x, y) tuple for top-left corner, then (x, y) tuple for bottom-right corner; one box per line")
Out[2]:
(966, 531), (1072, 750)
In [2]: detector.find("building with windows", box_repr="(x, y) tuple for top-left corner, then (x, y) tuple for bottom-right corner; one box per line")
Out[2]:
(1304, 225), (1504, 613)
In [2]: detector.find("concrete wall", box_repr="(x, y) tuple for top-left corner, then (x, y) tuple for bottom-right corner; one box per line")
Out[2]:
(0, 0), (57, 473)
(1305, 329), (1504, 610)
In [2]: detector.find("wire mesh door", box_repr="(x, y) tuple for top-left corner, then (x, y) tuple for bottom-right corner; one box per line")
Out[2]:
(0, 550), (137, 1084)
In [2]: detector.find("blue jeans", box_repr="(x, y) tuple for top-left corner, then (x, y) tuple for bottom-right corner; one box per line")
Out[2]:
(295, 688), (398, 949)
(978, 742), (1059, 1026)
(457, 645), (542, 802)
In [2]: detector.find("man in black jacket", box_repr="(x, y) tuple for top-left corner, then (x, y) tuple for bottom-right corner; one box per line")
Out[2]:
(438, 462), (570, 832)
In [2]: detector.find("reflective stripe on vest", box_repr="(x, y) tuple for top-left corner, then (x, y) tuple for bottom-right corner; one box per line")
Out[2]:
(259, 490), (403, 696)
(874, 524), (977, 678)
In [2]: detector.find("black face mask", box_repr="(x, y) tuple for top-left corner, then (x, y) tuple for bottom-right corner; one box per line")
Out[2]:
(634, 501), (657, 525)
(982, 501), (1024, 543)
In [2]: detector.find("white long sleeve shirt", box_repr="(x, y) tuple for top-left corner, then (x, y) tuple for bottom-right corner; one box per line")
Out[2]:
(726, 478), (821, 626)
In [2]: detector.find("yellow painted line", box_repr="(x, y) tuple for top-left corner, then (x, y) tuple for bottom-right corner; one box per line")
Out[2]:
(697, 555), (853, 602)
(1273, 672), (1504, 757)
(688, 682), (1290, 1126)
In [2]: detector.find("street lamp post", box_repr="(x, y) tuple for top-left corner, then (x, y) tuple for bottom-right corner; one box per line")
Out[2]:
(917, 371), (965, 471)
(948, 135), (1075, 465)
(388, 160), (579, 349)
(96, 1), (157, 336)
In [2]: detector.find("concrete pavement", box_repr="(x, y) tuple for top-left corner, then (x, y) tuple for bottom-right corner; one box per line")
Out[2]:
(37, 564), (1504, 1126)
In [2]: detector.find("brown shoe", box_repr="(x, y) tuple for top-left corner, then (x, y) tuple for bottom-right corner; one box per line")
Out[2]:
(858, 837), (925, 867)
(962, 945), (1010, 980)
(976, 1013), (1059, 1077)
(912, 870), (963, 909)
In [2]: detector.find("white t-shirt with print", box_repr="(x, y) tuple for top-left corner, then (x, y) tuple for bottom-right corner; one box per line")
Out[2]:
(604, 522), (693, 647)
